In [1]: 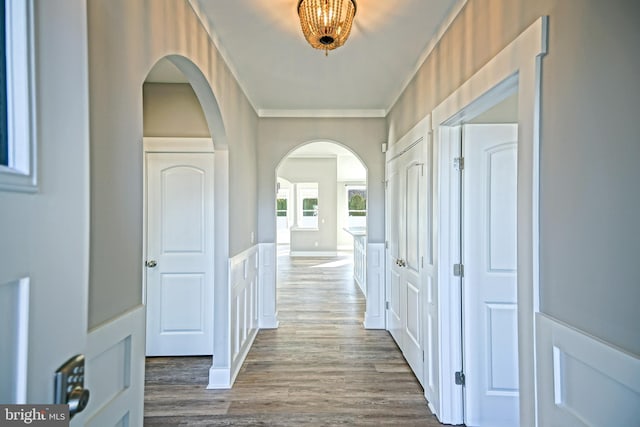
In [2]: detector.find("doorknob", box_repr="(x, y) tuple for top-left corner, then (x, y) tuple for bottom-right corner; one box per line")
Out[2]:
(145, 260), (157, 268)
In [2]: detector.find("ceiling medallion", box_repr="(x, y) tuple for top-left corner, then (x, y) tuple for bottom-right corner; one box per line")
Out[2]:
(297, 0), (357, 56)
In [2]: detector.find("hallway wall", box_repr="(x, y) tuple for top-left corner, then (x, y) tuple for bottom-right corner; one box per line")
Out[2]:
(387, 0), (640, 359)
(87, 0), (259, 328)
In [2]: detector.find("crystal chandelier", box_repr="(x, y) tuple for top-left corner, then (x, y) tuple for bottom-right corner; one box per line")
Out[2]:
(297, 0), (357, 56)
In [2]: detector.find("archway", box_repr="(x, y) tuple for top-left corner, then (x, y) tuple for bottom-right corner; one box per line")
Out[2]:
(141, 55), (232, 387)
(275, 140), (369, 319)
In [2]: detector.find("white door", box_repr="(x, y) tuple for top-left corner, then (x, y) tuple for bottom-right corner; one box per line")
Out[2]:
(386, 164), (403, 347)
(146, 152), (214, 356)
(386, 141), (425, 386)
(400, 147), (424, 383)
(463, 124), (519, 427)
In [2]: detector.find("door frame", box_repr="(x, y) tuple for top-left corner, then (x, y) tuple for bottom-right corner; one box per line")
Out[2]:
(143, 137), (236, 386)
(431, 17), (547, 425)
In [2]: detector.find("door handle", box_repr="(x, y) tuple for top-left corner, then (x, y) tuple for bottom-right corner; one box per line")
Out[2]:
(145, 260), (157, 268)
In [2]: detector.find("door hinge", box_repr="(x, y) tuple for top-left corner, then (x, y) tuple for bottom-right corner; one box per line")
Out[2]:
(421, 256), (424, 268)
(385, 180), (389, 189)
(455, 371), (466, 386)
(454, 157), (464, 171)
(385, 301), (390, 310)
(385, 241), (389, 249)
(453, 263), (464, 277)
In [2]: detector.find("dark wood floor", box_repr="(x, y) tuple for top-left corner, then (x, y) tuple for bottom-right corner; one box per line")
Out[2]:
(144, 249), (442, 426)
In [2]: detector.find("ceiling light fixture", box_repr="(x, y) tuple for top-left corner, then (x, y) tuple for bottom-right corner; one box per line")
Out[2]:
(297, 0), (357, 56)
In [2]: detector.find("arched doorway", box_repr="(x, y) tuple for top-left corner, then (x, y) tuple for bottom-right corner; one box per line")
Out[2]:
(275, 141), (369, 318)
(141, 55), (233, 387)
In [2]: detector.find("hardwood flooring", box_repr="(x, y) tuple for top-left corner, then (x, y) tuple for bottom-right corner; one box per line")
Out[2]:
(144, 249), (442, 426)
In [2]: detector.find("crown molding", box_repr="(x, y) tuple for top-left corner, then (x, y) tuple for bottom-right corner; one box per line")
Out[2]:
(258, 109), (386, 118)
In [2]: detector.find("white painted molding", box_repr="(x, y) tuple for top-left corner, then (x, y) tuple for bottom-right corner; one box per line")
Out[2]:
(363, 243), (385, 329)
(0, 277), (29, 404)
(431, 16), (548, 425)
(536, 313), (640, 426)
(78, 305), (145, 427)
(258, 243), (279, 329)
(207, 367), (232, 389)
(258, 109), (386, 118)
(0, 0), (37, 192)
(386, 114), (431, 161)
(208, 245), (260, 389)
(143, 137), (214, 153)
(289, 251), (338, 257)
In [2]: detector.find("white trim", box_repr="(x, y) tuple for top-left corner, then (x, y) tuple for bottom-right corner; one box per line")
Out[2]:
(363, 243), (385, 329)
(208, 245), (260, 389)
(258, 243), (279, 329)
(431, 17), (548, 425)
(536, 313), (640, 426)
(0, 277), (29, 404)
(289, 251), (338, 257)
(258, 109), (386, 118)
(143, 137), (214, 153)
(77, 305), (145, 427)
(386, 0), (468, 114)
(385, 114), (430, 160)
(0, 0), (37, 192)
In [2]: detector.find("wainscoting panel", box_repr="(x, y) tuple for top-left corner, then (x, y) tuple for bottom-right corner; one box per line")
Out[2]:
(353, 235), (366, 296)
(536, 313), (640, 426)
(229, 246), (260, 385)
(258, 243), (278, 328)
(364, 243), (385, 329)
(81, 305), (145, 427)
(0, 277), (29, 404)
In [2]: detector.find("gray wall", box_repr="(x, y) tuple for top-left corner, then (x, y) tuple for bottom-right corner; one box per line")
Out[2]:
(87, 0), (259, 328)
(143, 83), (210, 137)
(387, 0), (640, 356)
(257, 118), (387, 245)
(278, 158), (338, 252)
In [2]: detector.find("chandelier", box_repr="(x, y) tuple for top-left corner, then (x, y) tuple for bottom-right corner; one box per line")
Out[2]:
(297, 0), (357, 56)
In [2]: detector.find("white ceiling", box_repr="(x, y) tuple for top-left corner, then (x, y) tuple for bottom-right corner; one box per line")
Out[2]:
(181, 0), (461, 116)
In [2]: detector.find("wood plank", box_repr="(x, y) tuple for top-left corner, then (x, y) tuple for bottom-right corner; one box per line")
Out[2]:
(145, 250), (442, 425)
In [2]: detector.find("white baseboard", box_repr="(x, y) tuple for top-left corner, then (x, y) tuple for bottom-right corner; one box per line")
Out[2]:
(207, 367), (232, 389)
(536, 313), (640, 426)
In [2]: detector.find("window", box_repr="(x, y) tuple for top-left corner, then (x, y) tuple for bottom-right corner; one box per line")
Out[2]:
(346, 185), (366, 228)
(0, 0), (37, 192)
(297, 183), (318, 229)
(276, 197), (287, 217)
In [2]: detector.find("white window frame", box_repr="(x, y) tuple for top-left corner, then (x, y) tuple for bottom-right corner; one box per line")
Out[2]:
(0, 0), (37, 192)
(345, 184), (366, 228)
(296, 183), (318, 229)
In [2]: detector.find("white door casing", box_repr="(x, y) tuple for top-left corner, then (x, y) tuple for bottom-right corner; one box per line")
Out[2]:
(432, 18), (547, 425)
(463, 124), (519, 426)
(145, 152), (214, 356)
(386, 165), (403, 347)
